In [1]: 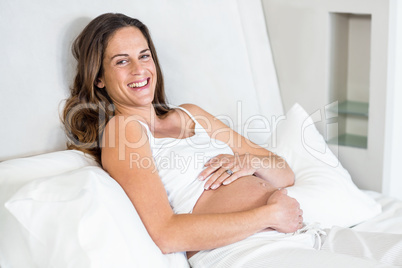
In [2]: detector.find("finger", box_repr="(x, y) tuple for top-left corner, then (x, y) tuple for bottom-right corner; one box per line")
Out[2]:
(210, 167), (239, 189)
(279, 188), (288, 195)
(197, 165), (220, 181)
(204, 156), (220, 167)
(204, 168), (229, 190)
(298, 215), (303, 224)
(221, 168), (246, 185)
(203, 174), (219, 190)
(201, 157), (234, 187)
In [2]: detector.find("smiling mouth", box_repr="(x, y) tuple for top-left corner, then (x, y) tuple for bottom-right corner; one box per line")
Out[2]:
(128, 78), (149, 88)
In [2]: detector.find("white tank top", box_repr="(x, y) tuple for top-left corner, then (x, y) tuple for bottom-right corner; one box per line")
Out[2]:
(137, 106), (234, 214)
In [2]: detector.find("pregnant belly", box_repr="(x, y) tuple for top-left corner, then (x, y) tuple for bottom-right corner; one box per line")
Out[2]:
(192, 175), (277, 214)
(187, 176), (278, 258)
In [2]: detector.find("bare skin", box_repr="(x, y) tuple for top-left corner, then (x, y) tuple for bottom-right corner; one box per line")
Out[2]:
(193, 176), (278, 215)
(188, 176), (278, 258)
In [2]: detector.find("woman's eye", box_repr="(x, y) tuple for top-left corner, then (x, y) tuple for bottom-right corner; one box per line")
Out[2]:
(116, 60), (128, 65)
(140, 54), (150, 60)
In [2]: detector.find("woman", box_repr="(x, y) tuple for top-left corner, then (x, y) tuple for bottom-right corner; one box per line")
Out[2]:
(63, 13), (402, 267)
(63, 12), (302, 258)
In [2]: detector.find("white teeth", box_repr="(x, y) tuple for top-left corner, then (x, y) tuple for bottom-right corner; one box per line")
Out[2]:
(129, 80), (148, 88)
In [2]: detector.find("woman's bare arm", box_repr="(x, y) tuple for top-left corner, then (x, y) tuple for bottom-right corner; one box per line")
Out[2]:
(101, 116), (301, 254)
(180, 104), (295, 190)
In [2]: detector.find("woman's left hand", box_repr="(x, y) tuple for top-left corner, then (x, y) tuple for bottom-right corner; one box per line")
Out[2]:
(198, 153), (258, 190)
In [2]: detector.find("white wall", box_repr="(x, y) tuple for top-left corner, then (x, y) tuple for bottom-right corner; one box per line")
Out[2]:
(262, 0), (401, 199)
(383, 0), (402, 199)
(0, 0), (282, 161)
(261, 0), (329, 118)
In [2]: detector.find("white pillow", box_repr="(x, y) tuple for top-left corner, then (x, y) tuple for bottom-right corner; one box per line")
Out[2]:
(2, 154), (189, 268)
(0, 150), (98, 268)
(267, 103), (381, 228)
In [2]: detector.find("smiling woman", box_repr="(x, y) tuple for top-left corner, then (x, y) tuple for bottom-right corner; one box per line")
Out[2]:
(62, 12), (302, 263)
(62, 14), (171, 163)
(58, 12), (402, 267)
(96, 27), (156, 110)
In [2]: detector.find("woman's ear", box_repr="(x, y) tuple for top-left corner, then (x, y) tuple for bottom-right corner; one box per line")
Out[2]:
(96, 78), (105, 88)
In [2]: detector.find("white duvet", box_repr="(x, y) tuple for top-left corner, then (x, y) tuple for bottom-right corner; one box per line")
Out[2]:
(189, 193), (402, 268)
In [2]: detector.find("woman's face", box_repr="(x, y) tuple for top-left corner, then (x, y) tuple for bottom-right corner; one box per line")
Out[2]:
(97, 26), (157, 112)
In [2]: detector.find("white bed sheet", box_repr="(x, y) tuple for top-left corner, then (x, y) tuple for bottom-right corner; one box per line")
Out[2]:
(352, 191), (402, 234)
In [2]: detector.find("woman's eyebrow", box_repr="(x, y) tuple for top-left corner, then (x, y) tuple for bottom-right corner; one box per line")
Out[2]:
(140, 48), (150, 54)
(111, 53), (129, 60)
(110, 49), (150, 60)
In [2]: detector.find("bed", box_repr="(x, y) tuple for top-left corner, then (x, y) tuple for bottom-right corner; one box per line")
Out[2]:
(1, 0), (401, 267)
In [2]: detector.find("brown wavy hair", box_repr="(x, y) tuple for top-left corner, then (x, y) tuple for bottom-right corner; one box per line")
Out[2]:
(62, 13), (171, 164)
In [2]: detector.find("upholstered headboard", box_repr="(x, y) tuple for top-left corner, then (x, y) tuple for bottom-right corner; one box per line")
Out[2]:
(0, 0), (283, 161)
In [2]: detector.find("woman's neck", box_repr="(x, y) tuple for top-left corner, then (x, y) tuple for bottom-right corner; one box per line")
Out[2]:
(114, 103), (165, 130)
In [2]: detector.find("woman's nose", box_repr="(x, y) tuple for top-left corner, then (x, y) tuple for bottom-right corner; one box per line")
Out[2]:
(130, 61), (145, 75)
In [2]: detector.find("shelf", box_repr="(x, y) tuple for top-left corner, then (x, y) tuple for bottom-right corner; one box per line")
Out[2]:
(328, 101), (369, 117)
(328, 133), (367, 149)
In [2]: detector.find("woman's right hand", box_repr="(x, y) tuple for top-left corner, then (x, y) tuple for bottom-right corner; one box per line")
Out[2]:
(266, 189), (303, 233)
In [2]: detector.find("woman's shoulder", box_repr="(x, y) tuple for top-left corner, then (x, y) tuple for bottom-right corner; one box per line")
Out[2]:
(104, 114), (149, 141)
(178, 103), (212, 118)
(178, 103), (223, 133)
